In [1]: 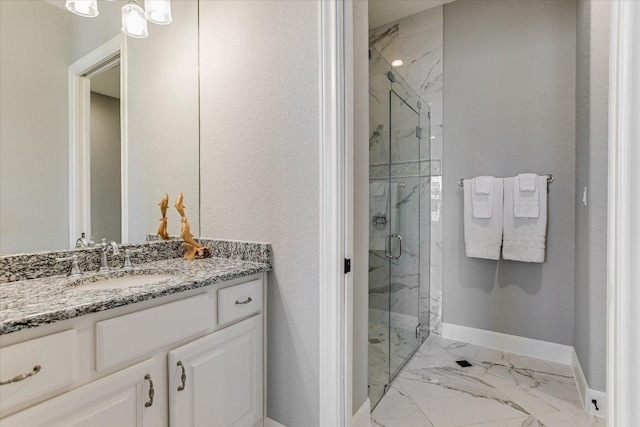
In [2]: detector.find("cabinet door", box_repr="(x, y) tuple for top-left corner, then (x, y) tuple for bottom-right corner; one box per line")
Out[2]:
(1, 359), (154, 427)
(168, 315), (263, 427)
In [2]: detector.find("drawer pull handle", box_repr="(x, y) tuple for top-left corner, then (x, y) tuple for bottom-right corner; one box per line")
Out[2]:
(177, 361), (187, 391)
(0, 365), (41, 385)
(144, 374), (154, 407)
(235, 297), (253, 305)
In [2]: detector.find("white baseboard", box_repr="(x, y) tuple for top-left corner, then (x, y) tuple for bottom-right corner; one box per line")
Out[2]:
(572, 348), (589, 407)
(265, 398), (371, 427)
(441, 323), (573, 365)
(572, 349), (608, 419)
(265, 418), (287, 427)
(352, 398), (371, 427)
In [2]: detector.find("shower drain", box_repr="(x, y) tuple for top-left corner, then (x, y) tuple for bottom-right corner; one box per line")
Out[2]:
(456, 360), (473, 367)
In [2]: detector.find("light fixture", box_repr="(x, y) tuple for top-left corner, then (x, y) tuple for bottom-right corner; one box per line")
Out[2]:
(145, 0), (172, 25)
(122, 0), (149, 38)
(65, 0), (98, 17)
(65, 0), (173, 39)
(391, 59), (403, 67)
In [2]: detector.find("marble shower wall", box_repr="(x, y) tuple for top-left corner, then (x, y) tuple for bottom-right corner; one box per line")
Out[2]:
(370, 6), (444, 335)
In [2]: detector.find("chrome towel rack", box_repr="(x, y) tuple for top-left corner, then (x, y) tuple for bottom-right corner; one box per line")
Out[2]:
(458, 174), (554, 187)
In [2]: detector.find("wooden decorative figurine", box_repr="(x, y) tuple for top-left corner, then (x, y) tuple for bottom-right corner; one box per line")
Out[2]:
(175, 193), (211, 260)
(157, 193), (170, 240)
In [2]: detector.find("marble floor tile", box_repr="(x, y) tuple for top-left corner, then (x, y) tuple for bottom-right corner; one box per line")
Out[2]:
(372, 382), (435, 427)
(372, 336), (605, 427)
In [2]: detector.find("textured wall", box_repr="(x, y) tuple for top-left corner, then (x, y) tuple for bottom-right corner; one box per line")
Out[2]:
(198, 1), (320, 425)
(352, 0), (370, 415)
(574, 0), (609, 393)
(90, 93), (122, 242)
(443, 0), (577, 345)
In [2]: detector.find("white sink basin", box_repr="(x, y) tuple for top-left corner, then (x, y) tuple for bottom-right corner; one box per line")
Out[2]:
(70, 274), (176, 290)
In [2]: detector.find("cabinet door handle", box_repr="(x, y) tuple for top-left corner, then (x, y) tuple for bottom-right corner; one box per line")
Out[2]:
(144, 374), (154, 407)
(177, 361), (187, 391)
(235, 297), (253, 305)
(0, 365), (41, 385)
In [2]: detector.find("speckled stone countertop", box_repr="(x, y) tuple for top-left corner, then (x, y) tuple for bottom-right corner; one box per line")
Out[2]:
(0, 257), (270, 335)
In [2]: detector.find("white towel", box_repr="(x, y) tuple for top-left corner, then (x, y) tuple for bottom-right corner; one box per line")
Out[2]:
(464, 178), (503, 260)
(371, 180), (387, 197)
(368, 181), (400, 251)
(472, 176), (495, 219)
(503, 176), (547, 263)
(514, 174), (541, 218)
(518, 173), (538, 192)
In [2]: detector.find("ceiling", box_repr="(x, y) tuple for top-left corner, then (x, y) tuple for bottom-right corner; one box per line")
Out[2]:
(91, 66), (121, 99)
(369, 0), (456, 29)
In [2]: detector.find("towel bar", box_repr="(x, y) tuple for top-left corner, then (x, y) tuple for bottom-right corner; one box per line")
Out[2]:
(458, 174), (554, 187)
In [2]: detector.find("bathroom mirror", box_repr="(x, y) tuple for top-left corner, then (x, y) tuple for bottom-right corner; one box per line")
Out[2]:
(0, 0), (200, 255)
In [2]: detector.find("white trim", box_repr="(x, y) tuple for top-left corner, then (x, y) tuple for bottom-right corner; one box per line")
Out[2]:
(572, 348), (589, 413)
(441, 323), (573, 365)
(68, 35), (128, 246)
(351, 398), (371, 427)
(607, 1), (640, 426)
(319, 1), (349, 426)
(265, 418), (287, 427)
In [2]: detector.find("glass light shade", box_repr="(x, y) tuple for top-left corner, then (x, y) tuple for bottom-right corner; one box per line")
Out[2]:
(65, 0), (98, 17)
(144, 0), (172, 25)
(122, 1), (149, 38)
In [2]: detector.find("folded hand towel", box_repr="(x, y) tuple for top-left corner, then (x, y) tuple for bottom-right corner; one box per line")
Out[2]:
(514, 175), (540, 218)
(472, 176), (495, 219)
(503, 176), (547, 263)
(371, 181), (387, 197)
(518, 173), (538, 192)
(473, 176), (494, 194)
(464, 178), (503, 260)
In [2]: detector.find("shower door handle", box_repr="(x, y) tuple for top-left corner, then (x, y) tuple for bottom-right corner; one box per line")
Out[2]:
(385, 234), (402, 260)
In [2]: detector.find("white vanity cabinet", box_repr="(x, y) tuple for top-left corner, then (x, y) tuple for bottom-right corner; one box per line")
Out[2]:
(0, 273), (267, 427)
(168, 315), (263, 427)
(1, 359), (154, 427)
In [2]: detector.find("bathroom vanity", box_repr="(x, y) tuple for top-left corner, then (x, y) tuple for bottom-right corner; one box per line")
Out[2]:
(0, 243), (270, 427)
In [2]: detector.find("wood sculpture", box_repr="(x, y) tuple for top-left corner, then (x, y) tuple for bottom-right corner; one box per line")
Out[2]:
(157, 193), (170, 240)
(175, 193), (211, 260)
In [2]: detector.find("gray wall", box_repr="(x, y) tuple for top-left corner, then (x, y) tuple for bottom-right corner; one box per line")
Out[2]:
(442, 0), (577, 345)
(353, 0), (370, 415)
(198, 1), (320, 425)
(90, 93), (121, 243)
(574, 0), (609, 393)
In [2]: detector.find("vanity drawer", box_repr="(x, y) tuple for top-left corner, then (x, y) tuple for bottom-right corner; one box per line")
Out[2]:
(95, 294), (209, 371)
(218, 279), (262, 326)
(0, 329), (77, 414)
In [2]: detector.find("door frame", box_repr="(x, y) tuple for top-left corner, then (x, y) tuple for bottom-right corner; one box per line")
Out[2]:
(319, 0), (353, 426)
(68, 35), (129, 247)
(607, 1), (640, 425)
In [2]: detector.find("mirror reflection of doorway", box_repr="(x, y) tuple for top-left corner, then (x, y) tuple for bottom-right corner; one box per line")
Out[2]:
(87, 61), (121, 244)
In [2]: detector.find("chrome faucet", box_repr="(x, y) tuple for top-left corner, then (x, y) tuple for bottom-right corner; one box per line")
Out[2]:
(99, 238), (120, 273)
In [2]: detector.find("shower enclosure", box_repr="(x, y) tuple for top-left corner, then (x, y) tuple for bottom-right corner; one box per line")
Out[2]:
(368, 47), (431, 408)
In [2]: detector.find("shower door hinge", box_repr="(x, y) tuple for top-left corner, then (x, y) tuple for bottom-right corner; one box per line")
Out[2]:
(344, 258), (351, 274)
(416, 324), (421, 339)
(387, 71), (395, 82)
(383, 384), (390, 394)
(416, 126), (423, 139)
(417, 99), (422, 109)
(428, 111), (431, 119)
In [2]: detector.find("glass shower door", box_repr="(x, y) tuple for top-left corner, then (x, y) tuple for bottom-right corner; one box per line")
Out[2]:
(388, 90), (422, 379)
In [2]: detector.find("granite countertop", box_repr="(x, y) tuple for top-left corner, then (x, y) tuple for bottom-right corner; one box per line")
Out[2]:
(0, 257), (270, 335)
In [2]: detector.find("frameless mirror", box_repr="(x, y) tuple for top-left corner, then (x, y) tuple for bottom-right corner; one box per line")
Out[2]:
(0, 0), (200, 255)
